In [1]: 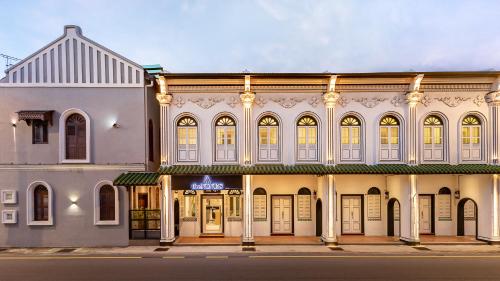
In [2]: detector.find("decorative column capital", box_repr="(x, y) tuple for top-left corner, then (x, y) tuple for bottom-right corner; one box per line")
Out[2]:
(156, 93), (172, 105)
(240, 91), (255, 108)
(485, 91), (500, 106)
(405, 91), (424, 107)
(322, 91), (340, 108)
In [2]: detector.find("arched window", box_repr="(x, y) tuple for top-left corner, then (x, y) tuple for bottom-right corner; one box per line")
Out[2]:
(438, 187), (451, 221)
(148, 119), (154, 162)
(297, 187), (312, 220)
(94, 181), (119, 225)
(423, 115), (444, 161)
(297, 116), (318, 161)
(27, 181), (53, 225)
(34, 185), (49, 221)
(379, 116), (400, 161)
(340, 115), (362, 161)
(367, 187), (381, 221)
(253, 188), (267, 220)
(258, 115), (279, 161)
(461, 115), (482, 161)
(65, 113), (86, 160)
(177, 116), (198, 162)
(215, 116), (236, 162)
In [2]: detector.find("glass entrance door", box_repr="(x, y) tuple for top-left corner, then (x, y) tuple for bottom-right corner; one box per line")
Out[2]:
(202, 195), (223, 234)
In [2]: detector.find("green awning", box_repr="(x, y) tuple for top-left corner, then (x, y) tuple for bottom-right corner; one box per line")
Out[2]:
(113, 172), (160, 186)
(158, 164), (500, 176)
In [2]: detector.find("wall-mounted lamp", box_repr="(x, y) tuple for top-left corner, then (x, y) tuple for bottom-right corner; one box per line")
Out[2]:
(112, 122), (121, 129)
(454, 190), (460, 199)
(384, 191), (390, 199)
(11, 123), (16, 128)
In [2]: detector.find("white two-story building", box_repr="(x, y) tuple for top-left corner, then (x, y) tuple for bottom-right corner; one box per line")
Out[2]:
(2, 25), (500, 247)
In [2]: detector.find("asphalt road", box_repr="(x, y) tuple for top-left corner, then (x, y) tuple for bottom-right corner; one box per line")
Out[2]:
(1, 254), (500, 281)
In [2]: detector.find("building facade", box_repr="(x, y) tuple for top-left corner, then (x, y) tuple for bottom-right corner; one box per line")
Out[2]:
(2, 25), (500, 247)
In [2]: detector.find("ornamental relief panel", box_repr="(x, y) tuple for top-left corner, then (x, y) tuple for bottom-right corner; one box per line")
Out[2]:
(388, 94), (485, 108)
(352, 97), (388, 108)
(270, 97), (307, 108)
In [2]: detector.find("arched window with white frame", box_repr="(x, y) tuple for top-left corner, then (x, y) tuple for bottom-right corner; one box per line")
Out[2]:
(423, 115), (444, 161)
(340, 115), (362, 161)
(177, 116), (198, 162)
(379, 115), (401, 161)
(94, 181), (119, 225)
(297, 116), (318, 162)
(27, 181), (53, 226)
(461, 115), (482, 161)
(215, 116), (237, 162)
(59, 108), (91, 163)
(258, 115), (279, 161)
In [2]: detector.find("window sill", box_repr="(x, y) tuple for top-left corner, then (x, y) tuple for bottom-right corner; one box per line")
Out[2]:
(61, 159), (91, 164)
(28, 220), (53, 226)
(95, 220), (119, 226)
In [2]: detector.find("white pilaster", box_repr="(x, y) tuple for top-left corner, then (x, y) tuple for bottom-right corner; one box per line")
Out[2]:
(322, 174), (337, 245)
(242, 175), (254, 245)
(403, 174), (420, 245)
(405, 74), (424, 165)
(491, 174), (500, 242)
(323, 75), (339, 165)
(485, 79), (500, 164)
(156, 76), (172, 166)
(160, 175), (175, 245)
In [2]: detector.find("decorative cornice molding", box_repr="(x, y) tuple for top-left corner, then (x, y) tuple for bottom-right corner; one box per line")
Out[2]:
(352, 97), (388, 108)
(189, 97), (224, 109)
(270, 97), (306, 108)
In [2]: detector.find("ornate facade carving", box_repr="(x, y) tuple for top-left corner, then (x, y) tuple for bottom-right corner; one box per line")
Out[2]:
(485, 91), (500, 106)
(254, 96), (268, 108)
(405, 91), (424, 107)
(156, 93), (172, 105)
(322, 91), (340, 108)
(172, 96), (185, 108)
(226, 96), (241, 108)
(435, 96), (470, 107)
(420, 95), (432, 107)
(352, 97), (388, 108)
(308, 96), (321, 108)
(240, 91), (256, 108)
(270, 97), (306, 108)
(189, 97), (224, 109)
(390, 95), (405, 107)
(472, 95), (485, 107)
(337, 96), (350, 107)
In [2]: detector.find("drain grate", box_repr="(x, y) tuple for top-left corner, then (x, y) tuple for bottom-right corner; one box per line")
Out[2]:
(413, 246), (431, 251)
(154, 247), (169, 252)
(57, 248), (76, 253)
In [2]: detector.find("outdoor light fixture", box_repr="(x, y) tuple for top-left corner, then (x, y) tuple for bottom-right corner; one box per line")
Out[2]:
(11, 123), (16, 128)
(454, 190), (460, 199)
(112, 122), (121, 128)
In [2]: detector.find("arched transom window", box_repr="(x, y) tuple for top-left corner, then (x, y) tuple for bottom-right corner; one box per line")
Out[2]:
(258, 116), (279, 161)
(297, 116), (318, 161)
(423, 115), (444, 161)
(215, 116), (236, 162)
(341, 116), (361, 161)
(461, 115), (482, 161)
(177, 116), (198, 162)
(65, 113), (86, 160)
(379, 116), (400, 161)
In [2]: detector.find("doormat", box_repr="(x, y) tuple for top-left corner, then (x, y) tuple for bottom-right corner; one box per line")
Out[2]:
(57, 248), (76, 253)
(154, 247), (169, 252)
(413, 246), (431, 251)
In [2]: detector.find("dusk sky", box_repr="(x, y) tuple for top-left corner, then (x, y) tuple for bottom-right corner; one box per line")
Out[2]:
(1, 0), (500, 74)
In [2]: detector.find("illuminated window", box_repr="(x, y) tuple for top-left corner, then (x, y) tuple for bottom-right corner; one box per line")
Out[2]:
(379, 116), (400, 161)
(215, 116), (237, 162)
(258, 116), (279, 161)
(228, 190), (241, 218)
(423, 115), (444, 161)
(340, 115), (362, 161)
(183, 191), (197, 218)
(461, 115), (482, 161)
(177, 116), (198, 162)
(297, 116), (318, 161)
(253, 188), (267, 221)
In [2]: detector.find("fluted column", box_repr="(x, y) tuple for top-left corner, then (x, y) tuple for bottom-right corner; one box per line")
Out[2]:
(160, 175), (175, 245)
(240, 75), (256, 247)
(485, 87), (500, 164)
(408, 174), (420, 244)
(405, 74), (424, 165)
(323, 75), (340, 165)
(156, 77), (172, 166)
(323, 175), (337, 245)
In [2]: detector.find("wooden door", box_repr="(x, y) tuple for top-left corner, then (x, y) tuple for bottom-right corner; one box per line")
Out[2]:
(342, 196), (362, 234)
(272, 196), (292, 234)
(419, 195), (432, 234)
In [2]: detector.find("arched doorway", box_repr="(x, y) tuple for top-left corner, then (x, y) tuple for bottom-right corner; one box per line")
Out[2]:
(457, 198), (478, 238)
(316, 199), (322, 236)
(387, 198), (400, 237)
(174, 199), (180, 236)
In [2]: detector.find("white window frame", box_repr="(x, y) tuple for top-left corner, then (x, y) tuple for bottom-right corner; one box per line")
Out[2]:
(94, 180), (119, 225)
(59, 108), (91, 163)
(339, 115), (363, 162)
(228, 194), (242, 218)
(296, 115), (319, 162)
(214, 116), (237, 163)
(379, 115), (401, 162)
(460, 115), (484, 162)
(176, 115), (199, 163)
(27, 181), (53, 226)
(422, 114), (446, 162)
(257, 115), (280, 162)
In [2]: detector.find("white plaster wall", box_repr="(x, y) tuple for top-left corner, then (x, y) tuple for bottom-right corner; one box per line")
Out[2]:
(252, 175), (318, 236)
(459, 174), (492, 240)
(387, 175), (411, 240)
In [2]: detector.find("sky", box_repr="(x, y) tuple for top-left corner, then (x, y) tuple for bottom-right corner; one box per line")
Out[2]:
(1, 0), (500, 74)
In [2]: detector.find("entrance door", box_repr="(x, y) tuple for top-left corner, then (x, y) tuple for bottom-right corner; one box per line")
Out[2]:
(342, 195), (363, 234)
(387, 198), (400, 237)
(419, 195), (433, 234)
(458, 198), (477, 237)
(316, 199), (322, 237)
(202, 195), (223, 234)
(272, 196), (293, 234)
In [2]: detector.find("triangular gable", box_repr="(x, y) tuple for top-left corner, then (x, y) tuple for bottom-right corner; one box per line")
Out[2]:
(3, 25), (143, 87)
